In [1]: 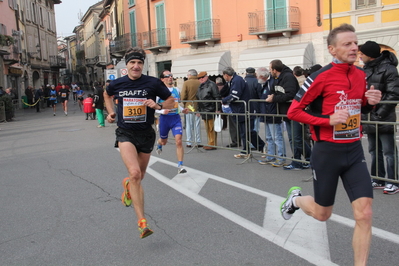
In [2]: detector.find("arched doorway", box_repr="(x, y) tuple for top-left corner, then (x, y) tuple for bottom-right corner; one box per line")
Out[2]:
(32, 71), (40, 89)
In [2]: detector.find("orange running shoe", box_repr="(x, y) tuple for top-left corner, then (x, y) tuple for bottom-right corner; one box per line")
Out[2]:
(121, 177), (132, 207)
(138, 218), (153, 239)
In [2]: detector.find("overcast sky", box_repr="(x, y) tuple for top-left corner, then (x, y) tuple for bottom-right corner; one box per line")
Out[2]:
(55, 1), (101, 37)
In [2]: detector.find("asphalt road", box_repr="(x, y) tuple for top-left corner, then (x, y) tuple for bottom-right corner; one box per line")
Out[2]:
(1, 103), (398, 266)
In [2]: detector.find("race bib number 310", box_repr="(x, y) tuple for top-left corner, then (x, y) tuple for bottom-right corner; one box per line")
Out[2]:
(123, 98), (147, 123)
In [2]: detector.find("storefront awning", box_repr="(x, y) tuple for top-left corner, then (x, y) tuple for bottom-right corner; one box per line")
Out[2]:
(172, 51), (231, 78)
(238, 42), (315, 73)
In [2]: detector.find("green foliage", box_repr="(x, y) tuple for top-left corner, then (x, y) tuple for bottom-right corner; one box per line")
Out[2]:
(0, 34), (15, 46)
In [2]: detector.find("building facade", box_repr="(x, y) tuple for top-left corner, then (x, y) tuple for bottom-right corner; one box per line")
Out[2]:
(0, 0), (63, 108)
(64, 0), (399, 87)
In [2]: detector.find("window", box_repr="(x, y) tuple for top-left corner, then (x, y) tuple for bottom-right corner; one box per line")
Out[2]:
(40, 7), (44, 26)
(155, 3), (166, 45)
(128, 0), (135, 7)
(195, 0), (212, 39)
(356, 0), (376, 9)
(31, 3), (37, 24)
(266, 0), (288, 31)
(129, 10), (137, 46)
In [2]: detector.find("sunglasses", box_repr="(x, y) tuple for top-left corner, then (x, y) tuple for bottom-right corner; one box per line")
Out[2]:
(164, 74), (173, 78)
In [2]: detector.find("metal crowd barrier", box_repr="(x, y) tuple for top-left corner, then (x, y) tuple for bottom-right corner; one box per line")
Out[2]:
(176, 99), (398, 184)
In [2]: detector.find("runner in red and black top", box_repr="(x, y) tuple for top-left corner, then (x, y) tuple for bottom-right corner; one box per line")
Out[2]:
(280, 24), (382, 266)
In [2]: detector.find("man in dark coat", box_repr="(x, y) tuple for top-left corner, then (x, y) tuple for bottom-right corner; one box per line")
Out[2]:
(93, 81), (105, 128)
(359, 41), (399, 194)
(196, 71), (220, 150)
(222, 67), (265, 158)
(267, 59), (311, 169)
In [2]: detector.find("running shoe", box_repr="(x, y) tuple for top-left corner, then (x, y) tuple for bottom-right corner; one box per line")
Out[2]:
(178, 166), (187, 174)
(383, 184), (399, 195)
(372, 181), (385, 189)
(302, 163), (311, 169)
(121, 177), (132, 207)
(138, 218), (153, 239)
(280, 186), (302, 220)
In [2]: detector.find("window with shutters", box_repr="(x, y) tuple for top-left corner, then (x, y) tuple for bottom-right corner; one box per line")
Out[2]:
(195, 0), (212, 39)
(266, 0), (288, 31)
(128, 0), (135, 7)
(129, 10), (137, 46)
(356, 0), (376, 9)
(155, 2), (166, 46)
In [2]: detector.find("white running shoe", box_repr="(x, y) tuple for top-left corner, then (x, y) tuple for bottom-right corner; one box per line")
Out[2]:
(280, 186), (302, 220)
(383, 184), (399, 195)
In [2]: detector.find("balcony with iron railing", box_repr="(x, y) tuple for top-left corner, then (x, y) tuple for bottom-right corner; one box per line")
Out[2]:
(142, 28), (171, 55)
(248, 7), (300, 39)
(49, 55), (66, 68)
(110, 32), (142, 57)
(179, 19), (220, 48)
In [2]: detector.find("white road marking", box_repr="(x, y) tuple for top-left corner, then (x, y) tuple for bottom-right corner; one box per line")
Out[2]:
(145, 155), (399, 264)
(147, 157), (336, 266)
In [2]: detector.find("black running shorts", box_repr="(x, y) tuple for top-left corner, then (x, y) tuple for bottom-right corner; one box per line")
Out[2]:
(310, 140), (373, 207)
(115, 127), (156, 154)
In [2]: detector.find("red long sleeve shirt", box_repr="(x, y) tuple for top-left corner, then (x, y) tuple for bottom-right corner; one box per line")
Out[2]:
(288, 62), (371, 143)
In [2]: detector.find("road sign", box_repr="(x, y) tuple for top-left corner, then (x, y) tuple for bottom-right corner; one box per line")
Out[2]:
(120, 68), (128, 76)
(105, 70), (118, 81)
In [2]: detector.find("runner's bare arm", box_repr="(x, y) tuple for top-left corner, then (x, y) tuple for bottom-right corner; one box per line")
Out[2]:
(104, 92), (116, 123)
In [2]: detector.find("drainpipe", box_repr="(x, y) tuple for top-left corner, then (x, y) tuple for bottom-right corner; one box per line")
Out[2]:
(329, 0), (332, 31)
(316, 0), (322, 27)
(147, 0), (152, 46)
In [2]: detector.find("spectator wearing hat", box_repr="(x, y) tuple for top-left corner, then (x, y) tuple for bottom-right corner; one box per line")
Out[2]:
(293, 66), (306, 87)
(359, 41), (399, 194)
(196, 71), (220, 150)
(245, 67), (263, 133)
(181, 69), (203, 148)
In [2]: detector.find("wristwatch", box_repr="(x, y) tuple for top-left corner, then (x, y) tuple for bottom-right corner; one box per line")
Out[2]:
(157, 102), (163, 110)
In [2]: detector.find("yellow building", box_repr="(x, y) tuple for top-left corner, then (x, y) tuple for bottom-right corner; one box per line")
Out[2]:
(322, 0), (399, 66)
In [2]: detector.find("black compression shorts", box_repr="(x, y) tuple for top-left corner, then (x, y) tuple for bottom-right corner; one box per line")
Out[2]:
(310, 140), (373, 206)
(115, 127), (156, 154)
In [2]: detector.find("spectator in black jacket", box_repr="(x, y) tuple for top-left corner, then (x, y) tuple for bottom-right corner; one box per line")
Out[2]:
(257, 67), (286, 166)
(244, 67), (263, 132)
(359, 41), (399, 194)
(93, 81), (105, 128)
(267, 60), (311, 169)
(222, 67), (265, 158)
(196, 71), (220, 150)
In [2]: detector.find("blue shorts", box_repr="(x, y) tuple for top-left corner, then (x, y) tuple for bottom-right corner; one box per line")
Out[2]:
(311, 140), (373, 206)
(158, 114), (183, 139)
